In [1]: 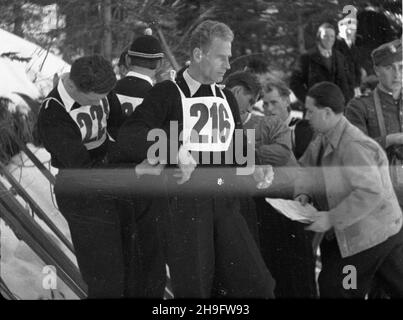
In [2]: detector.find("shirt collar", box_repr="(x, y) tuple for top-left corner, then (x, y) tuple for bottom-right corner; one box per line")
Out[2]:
(183, 69), (202, 97)
(377, 84), (402, 100)
(323, 116), (347, 149)
(57, 75), (76, 112)
(345, 38), (353, 48)
(126, 71), (154, 86)
(285, 114), (293, 126)
(317, 45), (332, 58)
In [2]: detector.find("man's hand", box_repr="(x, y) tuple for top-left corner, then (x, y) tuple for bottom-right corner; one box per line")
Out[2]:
(253, 165), (274, 189)
(174, 146), (197, 185)
(174, 163), (196, 185)
(305, 211), (332, 232)
(135, 159), (165, 177)
(295, 194), (310, 206)
(386, 133), (403, 148)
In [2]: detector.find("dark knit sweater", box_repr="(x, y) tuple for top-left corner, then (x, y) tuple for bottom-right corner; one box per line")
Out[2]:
(37, 86), (124, 169)
(114, 74), (153, 118)
(115, 70), (244, 168)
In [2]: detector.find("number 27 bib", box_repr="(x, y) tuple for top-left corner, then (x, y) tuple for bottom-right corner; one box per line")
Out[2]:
(176, 83), (235, 152)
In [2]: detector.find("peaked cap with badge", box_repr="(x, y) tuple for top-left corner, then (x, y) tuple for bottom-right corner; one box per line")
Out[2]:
(371, 39), (402, 66)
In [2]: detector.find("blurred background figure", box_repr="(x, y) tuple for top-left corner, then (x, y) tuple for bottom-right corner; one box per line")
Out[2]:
(334, 15), (363, 98)
(290, 22), (351, 105)
(262, 80), (313, 160)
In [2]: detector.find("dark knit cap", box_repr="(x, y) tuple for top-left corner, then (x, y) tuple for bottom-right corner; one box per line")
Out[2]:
(128, 35), (164, 59)
(371, 39), (402, 66)
(307, 81), (345, 114)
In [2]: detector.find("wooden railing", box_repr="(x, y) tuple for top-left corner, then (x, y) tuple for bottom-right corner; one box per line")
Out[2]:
(0, 162), (74, 254)
(0, 179), (87, 298)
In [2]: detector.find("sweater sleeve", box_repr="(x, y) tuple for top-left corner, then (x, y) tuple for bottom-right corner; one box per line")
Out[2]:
(106, 90), (125, 140)
(255, 116), (292, 166)
(115, 81), (177, 164)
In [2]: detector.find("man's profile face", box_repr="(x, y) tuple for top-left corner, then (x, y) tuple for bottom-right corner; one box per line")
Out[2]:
(319, 28), (335, 51)
(262, 88), (290, 122)
(231, 86), (256, 114)
(375, 60), (402, 93)
(199, 37), (232, 83)
(305, 96), (327, 133)
(67, 77), (108, 106)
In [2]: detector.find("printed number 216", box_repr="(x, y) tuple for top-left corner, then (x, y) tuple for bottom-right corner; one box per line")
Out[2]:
(190, 102), (231, 144)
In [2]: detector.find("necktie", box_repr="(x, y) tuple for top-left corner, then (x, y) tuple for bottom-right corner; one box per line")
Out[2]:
(317, 135), (327, 166)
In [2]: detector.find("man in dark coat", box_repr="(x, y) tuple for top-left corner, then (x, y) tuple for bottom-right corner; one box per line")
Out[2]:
(37, 55), (165, 298)
(334, 16), (363, 100)
(113, 20), (276, 298)
(290, 23), (351, 104)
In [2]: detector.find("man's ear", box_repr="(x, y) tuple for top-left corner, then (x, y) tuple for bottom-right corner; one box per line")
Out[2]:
(230, 85), (242, 98)
(125, 54), (130, 68)
(65, 76), (76, 91)
(193, 48), (203, 63)
(324, 106), (334, 118)
(283, 95), (291, 106)
(373, 65), (380, 77)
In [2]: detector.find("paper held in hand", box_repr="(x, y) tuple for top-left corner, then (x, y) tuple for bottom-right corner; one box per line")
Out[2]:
(265, 198), (319, 223)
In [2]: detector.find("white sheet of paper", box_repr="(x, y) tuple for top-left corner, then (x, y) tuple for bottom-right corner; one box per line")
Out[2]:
(265, 198), (319, 223)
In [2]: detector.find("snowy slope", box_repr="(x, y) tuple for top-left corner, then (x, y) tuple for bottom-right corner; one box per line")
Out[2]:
(0, 28), (70, 97)
(1, 144), (79, 300)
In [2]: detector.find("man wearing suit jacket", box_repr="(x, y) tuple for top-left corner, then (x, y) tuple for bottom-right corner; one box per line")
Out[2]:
(290, 23), (351, 104)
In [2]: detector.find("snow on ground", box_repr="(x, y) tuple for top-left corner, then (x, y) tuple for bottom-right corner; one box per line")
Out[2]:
(0, 58), (41, 99)
(1, 144), (78, 299)
(0, 28), (70, 97)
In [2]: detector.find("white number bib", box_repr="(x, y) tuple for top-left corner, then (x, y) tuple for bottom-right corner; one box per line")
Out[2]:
(69, 99), (109, 150)
(116, 94), (143, 117)
(176, 83), (235, 152)
(43, 97), (110, 150)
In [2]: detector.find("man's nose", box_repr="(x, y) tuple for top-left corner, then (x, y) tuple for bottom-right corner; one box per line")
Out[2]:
(267, 104), (274, 112)
(394, 65), (402, 76)
(224, 58), (230, 70)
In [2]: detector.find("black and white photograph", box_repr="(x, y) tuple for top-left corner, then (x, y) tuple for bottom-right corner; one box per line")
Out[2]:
(0, 0), (402, 308)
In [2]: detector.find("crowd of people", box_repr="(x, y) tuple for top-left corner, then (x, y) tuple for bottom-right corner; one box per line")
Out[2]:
(35, 16), (403, 299)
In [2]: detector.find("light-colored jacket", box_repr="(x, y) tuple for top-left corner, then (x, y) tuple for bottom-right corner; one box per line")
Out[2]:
(295, 116), (402, 257)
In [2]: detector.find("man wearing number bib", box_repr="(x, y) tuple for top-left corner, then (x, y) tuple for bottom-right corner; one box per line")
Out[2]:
(113, 34), (167, 298)
(114, 35), (164, 118)
(115, 20), (275, 298)
(37, 55), (165, 298)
